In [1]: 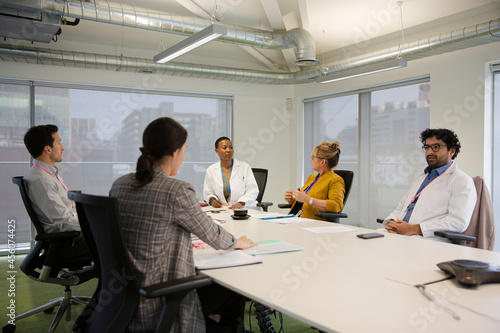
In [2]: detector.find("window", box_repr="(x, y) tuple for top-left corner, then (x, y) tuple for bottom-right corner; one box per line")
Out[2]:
(304, 94), (359, 221)
(304, 79), (430, 228)
(0, 83), (31, 250)
(1, 82), (231, 253)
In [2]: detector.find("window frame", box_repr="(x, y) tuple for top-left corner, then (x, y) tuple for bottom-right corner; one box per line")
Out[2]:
(302, 77), (430, 228)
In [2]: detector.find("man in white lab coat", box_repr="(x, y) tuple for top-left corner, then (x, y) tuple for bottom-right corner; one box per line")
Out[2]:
(383, 128), (476, 240)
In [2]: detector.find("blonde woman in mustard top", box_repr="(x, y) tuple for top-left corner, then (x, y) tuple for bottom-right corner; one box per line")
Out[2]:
(284, 141), (345, 221)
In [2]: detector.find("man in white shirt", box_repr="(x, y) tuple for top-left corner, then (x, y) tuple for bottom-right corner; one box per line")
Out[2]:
(383, 128), (476, 240)
(23, 124), (89, 260)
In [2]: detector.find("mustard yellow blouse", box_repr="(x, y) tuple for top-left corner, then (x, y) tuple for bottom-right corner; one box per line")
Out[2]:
(290, 169), (345, 221)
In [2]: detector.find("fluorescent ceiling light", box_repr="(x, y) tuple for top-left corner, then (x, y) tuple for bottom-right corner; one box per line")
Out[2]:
(316, 59), (407, 83)
(154, 24), (227, 63)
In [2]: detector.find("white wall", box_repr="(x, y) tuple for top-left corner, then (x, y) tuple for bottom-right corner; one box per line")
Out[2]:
(231, 94), (296, 212)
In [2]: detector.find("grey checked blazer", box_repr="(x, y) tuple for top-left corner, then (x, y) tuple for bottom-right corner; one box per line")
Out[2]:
(110, 166), (236, 332)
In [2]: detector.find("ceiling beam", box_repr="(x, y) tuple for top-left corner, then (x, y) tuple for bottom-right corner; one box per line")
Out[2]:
(297, 0), (310, 31)
(240, 46), (281, 71)
(176, 0), (212, 20)
(260, 0), (300, 72)
(176, 0), (285, 71)
(260, 0), (286, 30)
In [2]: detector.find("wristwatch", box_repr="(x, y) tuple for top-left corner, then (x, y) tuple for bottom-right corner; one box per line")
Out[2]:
(309, 197), (314, 205)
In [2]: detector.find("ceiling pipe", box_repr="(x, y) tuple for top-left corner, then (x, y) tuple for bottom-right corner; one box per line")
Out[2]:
(284, 28), (320, 66)
(0, 14), (499, 84)
(39, 0), (319, 66)
(317, 18), (500, 79)
(0, 45), (294, 84)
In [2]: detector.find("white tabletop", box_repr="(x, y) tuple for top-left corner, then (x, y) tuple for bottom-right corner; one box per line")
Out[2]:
(195, 207), (500, 333)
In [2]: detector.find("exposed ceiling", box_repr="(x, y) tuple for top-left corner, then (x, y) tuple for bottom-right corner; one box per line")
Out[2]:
(1, 0), (500, 84)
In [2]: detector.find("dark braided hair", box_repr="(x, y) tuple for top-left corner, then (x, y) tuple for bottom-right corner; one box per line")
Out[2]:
(134, 117), (187, 188)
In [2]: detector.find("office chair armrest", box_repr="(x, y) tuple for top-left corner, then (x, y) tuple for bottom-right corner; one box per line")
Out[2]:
(257, 202), (273, 212)
(140, 274), (212, 332)
(315, 212), (348, 222)
(434, 231), (476, 245)
(35, 231), (81, 241)
(140, 274), (212, 299)
(278, 203), (292, 209)
(33, 231), (89, 281)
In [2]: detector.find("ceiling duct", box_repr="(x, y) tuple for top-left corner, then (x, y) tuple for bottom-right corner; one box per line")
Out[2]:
(39, 0), (319, 66)
(0, 2), (499, 84)
(0, 0), (62, 43)
(317, 18), (500, 79)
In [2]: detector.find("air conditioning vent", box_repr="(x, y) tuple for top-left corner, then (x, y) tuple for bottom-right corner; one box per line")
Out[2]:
(0, 0), (62, 43)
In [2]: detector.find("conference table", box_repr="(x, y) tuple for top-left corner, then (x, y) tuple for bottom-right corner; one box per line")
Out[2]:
(194, 207), (500, 333)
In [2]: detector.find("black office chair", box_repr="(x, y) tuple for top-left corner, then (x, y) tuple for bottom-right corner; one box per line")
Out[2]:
(252, 168), (273, 212)
(277, 170), (354, 223)
(3, 177), (95, 333)
(68, 191), (212, 333)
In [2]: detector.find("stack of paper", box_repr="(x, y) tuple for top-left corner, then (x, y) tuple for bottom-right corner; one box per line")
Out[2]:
(244, 240), (303, 256)
(194, 250), (262, 270)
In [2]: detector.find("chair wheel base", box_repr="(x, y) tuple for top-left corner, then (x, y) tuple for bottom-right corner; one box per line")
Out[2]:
(2, 324), (16, 333)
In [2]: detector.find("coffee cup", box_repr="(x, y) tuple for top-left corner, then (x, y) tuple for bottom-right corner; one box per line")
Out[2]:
(233, 209), (248, 217)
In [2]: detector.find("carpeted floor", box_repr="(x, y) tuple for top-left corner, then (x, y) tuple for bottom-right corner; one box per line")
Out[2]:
(0, 254), (98, 333)
(1, 255), (315, 332)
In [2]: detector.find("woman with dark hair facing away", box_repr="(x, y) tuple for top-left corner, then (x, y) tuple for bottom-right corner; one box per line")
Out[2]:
(110, 118), (255, 332)
(283, 141), (345, 221)
(203, 136), (259, 210)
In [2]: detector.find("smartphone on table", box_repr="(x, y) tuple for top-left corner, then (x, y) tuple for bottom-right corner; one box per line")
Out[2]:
(357, 232), (384, 239)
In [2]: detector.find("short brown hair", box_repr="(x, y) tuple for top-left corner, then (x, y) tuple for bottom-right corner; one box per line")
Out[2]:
(24, 124), (58, 159)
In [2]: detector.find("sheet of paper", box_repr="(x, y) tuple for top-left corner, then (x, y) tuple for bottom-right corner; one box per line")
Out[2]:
(244, 240), (303, 256)
(212, 218), (226, 225)
(302, 226), (357, 234)
(194, 250), (263, 270)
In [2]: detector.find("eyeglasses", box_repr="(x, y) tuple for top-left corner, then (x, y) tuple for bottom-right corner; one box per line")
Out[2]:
(422, 144), (447, 152)
(311, 155), (324, 160)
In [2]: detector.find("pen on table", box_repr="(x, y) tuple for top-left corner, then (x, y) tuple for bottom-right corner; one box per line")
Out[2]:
(260, 215), (294, 220)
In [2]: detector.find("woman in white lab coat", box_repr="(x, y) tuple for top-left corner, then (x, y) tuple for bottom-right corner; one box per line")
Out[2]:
(203, 137), (259, 209)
